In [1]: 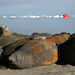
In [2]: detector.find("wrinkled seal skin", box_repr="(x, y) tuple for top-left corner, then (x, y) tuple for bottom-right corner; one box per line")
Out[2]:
(8, 33), (70, 69)
(9, 40), (58, 69)
(2, 38), (30, 56)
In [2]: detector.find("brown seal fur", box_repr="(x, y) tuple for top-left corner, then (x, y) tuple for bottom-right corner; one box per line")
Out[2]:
(46, 33), (70, 45)
(9, 40), (58, 68)
(7, 33), (70, 69)
(3, 38), (30, 56)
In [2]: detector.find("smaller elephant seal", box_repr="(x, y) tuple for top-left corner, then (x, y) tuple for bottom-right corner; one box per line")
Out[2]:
(46, 33), (70, 64)
(0, 25), (12, 36)
(0, 25), (26, 48)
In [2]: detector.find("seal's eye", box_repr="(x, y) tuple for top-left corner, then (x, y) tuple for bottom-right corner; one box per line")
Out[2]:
(5, 26), (7, 27)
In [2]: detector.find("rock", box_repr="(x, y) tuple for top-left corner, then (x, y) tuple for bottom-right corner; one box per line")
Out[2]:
(8, 40), (58, 69)
(12, 32), (25, 37)
(59, 36), (75, 64)
(12, 32), (29, 38)
(40, 33), (52, 38)
(0, 25), (12, 36)
(30, 32), (52, 40)
(31, 32), (52, 38)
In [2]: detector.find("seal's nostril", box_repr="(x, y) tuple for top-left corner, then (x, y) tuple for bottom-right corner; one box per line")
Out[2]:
(0, 27), (3, 34)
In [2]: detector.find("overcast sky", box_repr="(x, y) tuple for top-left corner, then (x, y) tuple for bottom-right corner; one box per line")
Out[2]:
(0, 0), (75, 16)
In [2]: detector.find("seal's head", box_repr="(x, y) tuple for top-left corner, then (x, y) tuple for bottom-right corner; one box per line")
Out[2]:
(0, 25), (12, 36)
(46, 33), (70, 45)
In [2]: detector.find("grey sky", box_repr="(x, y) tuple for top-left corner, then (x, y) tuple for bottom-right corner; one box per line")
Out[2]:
(0, 0), (75, 16)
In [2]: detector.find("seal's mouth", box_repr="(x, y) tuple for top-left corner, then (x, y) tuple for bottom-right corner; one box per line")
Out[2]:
(0, 27), (3, 35)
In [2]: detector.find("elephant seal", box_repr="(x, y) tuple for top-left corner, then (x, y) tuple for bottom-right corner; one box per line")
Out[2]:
(0, 25), (27, 48)
(46, 33), (70, 45)
(7, 33), (70, 69)
(9, 40), (58, 69)
(0, 25), (12, 36)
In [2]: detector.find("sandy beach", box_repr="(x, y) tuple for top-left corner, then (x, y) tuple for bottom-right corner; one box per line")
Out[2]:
(0, 64), (75, 75)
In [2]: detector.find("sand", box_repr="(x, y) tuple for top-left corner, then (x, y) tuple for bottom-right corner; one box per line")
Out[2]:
(0, 64), (75, 75)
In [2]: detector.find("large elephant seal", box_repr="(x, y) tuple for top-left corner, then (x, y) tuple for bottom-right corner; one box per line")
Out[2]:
(6, 33), (70, 69)
(9, 40), (58, 69)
